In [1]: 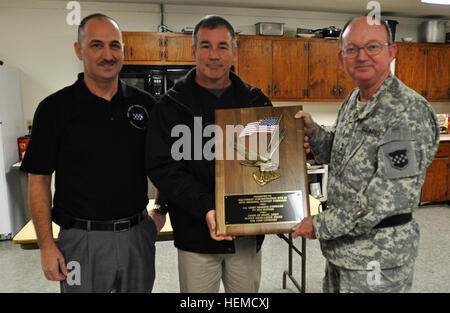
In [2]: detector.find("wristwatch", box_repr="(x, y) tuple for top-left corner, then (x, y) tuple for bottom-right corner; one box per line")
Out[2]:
(153, 203), (169, 215)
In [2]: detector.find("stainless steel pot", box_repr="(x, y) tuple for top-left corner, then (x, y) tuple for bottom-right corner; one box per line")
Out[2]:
(312, 26), (341, 38)
(255, 22), (284, 36)
(419, 20), (447, 43)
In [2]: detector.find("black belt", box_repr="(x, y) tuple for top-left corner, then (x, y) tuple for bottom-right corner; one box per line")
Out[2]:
(70, 210), (148, 232)
(374, 213), (412, 229)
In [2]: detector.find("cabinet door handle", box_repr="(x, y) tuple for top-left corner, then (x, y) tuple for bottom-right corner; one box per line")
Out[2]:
(130, 47), (133, 57)
(331, 86), (337, 97)
(274, 84), (279, 96)
(159, 38), (163, 47)
(267, 85), (271, 96)
(338, 87), (343, 97)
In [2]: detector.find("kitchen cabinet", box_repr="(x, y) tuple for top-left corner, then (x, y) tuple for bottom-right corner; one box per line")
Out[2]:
(308, 39), (356, 100)
(236, 37), (272, 98)
(237, 36), (308, 100)
(123, 32), (161, 63)
(237, 36), (355, 101)
(165, 35), (193, 62)
(272, 40), (308, 99)
(122, 32), (194, 65)
(420, 141), (450, 203)
(395, 43), (427, 96)
(427, 46), (450, 100)
(121, 32), (449, 102)
(396, 43), (450, 101)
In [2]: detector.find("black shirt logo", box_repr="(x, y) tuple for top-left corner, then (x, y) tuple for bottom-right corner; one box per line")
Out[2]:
(127, 104), (149, 130)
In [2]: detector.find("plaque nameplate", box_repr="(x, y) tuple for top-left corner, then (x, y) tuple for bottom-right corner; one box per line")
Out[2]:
(224, 191), (304, 225)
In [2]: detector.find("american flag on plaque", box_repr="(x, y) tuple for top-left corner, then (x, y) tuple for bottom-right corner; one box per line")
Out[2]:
(239, 117), (280, 138)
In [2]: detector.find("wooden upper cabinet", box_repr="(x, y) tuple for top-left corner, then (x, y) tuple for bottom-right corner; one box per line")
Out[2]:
(308, 39), (354, 99)
(237, 37), (273, 98)
(272, 40), (308, 99)
(427, 46), (450, 100)
(395, 43), (428, 96)
(237, 36), (308, 100)
(165, 34), (194, 63)
(337, 59), (357, 98)
(396, 42), (450, 101)
(308, 40), (339, 99)
(122, 32), (194, 65)
(123, 32), (163, 62)
(121, 32), (449, 102)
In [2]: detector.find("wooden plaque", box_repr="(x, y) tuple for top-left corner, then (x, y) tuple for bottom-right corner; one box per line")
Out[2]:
(215, 105), (310, 236)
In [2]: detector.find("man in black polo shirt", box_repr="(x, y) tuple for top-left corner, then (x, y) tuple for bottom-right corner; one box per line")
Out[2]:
(146, 15), (272, 292)
(21, 13), (164, 293)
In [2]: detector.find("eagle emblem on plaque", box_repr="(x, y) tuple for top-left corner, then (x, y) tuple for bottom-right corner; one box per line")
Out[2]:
(234, 115), (285, 186)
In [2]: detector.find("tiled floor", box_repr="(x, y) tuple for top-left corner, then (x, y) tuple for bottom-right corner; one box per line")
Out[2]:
(0, 205), (448, 293)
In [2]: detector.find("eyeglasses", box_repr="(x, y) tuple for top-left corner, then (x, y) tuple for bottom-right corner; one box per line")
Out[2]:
(341, 41), (389, 58)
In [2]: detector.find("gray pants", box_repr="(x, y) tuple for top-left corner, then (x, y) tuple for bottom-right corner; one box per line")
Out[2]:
(178, 236), (262, 293)
(57, 215), (157, 293)
(323, 260), (415, 293)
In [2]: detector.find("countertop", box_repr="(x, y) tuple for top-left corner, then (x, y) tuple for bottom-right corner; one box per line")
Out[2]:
(13, 199), (173, 246)
(440, 133), (450, 141)
(14, 196), (322, 248)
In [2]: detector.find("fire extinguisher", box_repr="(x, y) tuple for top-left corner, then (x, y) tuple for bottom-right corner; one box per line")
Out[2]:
(18, 125), (32, 161)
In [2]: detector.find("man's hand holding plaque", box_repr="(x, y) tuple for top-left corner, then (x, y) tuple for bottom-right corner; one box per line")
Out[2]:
(206, 210), (234, 241)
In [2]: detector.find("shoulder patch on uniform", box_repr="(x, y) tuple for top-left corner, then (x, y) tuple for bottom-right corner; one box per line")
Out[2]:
(379, 124), (419, 179)
(381, 141), (417, 179)
(387, 149), (408, 169)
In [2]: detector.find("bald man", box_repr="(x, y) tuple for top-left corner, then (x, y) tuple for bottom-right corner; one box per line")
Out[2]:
(21, 13), (162, 293)
(293, 16), (439, 292)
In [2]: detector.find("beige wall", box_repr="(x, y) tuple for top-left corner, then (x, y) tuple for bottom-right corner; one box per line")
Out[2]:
(0, 0), (448, 128)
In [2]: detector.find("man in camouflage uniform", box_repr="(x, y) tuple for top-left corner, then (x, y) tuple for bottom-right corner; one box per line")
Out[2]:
(293, 16), (440, 292)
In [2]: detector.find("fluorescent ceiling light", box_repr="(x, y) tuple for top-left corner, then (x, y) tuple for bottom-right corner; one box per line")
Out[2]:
(421, 0), (450, 4)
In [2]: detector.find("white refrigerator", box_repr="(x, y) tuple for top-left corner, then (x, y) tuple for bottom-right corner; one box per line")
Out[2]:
(0, 66), (26, 239)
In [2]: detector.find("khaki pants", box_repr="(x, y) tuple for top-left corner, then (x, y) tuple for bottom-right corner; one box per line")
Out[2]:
(177, 236), (262, 293)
